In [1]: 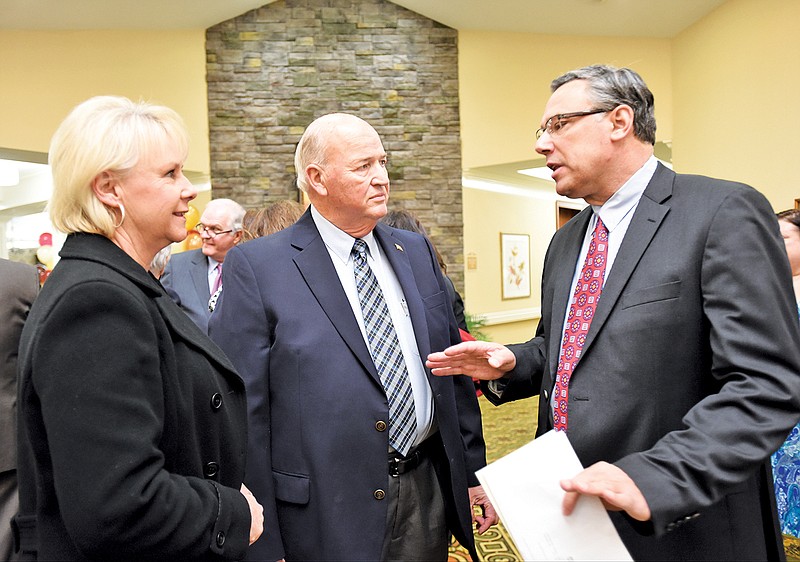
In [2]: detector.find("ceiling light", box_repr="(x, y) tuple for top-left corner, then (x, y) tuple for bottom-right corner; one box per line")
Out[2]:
(517, 166), (554, 182)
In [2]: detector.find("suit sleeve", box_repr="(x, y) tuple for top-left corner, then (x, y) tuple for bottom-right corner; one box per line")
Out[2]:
(209, 246), (284, 562)
(481, 325), (547, 406)
(615, 187), (800, 536)
(30, 280), (250, 559)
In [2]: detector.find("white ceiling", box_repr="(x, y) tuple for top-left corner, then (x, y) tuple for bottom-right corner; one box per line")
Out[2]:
(0, 0), (726, 37)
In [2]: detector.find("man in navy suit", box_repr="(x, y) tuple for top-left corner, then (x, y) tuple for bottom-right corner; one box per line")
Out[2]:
(210, 113), (496, 561)
(427, 64), (800, 560)
(161, 198), (245, 333)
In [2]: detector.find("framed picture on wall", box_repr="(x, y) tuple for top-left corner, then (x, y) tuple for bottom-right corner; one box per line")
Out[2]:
(500, 233), (531, 300)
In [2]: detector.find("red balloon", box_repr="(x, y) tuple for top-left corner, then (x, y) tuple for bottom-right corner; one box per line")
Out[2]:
(39, 232), (53, 246)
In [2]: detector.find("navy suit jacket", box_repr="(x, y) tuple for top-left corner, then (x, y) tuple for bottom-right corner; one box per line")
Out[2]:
(490, 164), (800, 560)
(161, 249), (212, 333)
(210, 210), (486, 561)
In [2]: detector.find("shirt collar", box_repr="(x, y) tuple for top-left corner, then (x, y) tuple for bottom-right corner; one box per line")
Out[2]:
(310, 205), (378, 264)
(593, 155), (659, 231)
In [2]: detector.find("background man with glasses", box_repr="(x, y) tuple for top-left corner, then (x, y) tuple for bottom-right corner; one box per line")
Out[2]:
(427, 64), (800, 560)
(161, 197), (245, 333)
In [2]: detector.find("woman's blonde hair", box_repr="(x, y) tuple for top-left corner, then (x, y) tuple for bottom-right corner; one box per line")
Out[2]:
(48, 95), (189, 238)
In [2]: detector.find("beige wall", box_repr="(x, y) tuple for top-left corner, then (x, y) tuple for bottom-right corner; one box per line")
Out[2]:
(672, 0), (800, 209)
(0, 29), (210, 174)
(457, 31), (673, 169)
(458, 32), (672, 342)
(2, 1), (798, 341)
(459, 2), (800, 342)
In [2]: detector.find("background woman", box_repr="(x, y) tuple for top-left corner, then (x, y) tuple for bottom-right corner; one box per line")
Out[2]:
(14, 96), (262, 560)
(772, 208), (800, 555)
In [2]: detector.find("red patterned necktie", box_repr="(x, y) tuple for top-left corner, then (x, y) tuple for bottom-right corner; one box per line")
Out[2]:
(553, 217), (609, 431)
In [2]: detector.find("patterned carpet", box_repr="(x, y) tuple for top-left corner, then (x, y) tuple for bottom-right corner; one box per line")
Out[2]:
(448, 397), (538, 561)
(786, 535), (800, 561)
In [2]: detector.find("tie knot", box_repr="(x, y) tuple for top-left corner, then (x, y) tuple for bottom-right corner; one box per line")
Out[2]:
(352, 239), (368, 262)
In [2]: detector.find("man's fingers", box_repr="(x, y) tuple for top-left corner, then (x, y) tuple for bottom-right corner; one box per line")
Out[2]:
(562, 489), (581, 516)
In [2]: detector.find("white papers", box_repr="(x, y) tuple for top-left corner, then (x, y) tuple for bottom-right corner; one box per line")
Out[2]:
(476, 430), (632, 561)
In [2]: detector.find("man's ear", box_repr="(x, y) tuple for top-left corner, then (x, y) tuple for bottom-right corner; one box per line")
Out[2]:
(609, 104), (635, 141)
(305, 164), (328, 197)
(91, 171), (122, 208)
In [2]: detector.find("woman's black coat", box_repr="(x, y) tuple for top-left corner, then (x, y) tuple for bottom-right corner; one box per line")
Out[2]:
(15, 233), (250, 560)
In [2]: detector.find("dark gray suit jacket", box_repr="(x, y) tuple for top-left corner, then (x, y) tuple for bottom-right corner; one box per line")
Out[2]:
(0, 258), (38, 475)
(490, 164), (800, 560)
(160, 249), (212, 333)
(210, 210), (486, 562)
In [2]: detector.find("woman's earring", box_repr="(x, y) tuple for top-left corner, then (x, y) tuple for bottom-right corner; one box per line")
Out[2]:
(113, 203), (126, 229)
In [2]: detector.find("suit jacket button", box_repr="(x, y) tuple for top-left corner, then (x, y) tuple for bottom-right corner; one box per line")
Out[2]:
(375, 420), (387, 432)
(215, 531), (225, 547)
(543, 389), (550, 401)
(210, 393), (223, 410)
(374, 489), (386, 500)
(204, 462), (219, 477)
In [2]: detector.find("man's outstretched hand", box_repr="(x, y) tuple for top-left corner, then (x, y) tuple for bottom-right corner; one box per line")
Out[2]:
(426, 340), (516, 380)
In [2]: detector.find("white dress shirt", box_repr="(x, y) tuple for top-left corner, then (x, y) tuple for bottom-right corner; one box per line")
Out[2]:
(310, 206), (436, 448)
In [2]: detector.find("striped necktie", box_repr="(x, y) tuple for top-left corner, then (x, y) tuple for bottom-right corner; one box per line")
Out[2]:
(352, 239), (416, 456)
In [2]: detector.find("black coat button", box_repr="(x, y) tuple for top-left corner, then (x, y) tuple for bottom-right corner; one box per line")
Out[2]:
(375, 420), (387, 432)
(216, 531), (225, 547)
(374, 489), (386, 500)
(204, 462), (219, 477)
(543, 389), (550, 401)
(210, 393), (223, 410)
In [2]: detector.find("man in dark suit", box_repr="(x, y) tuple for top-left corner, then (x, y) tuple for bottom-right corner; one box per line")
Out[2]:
(0, 258), (38, 560)
(161, 198), (245, 333)
(427, 65), (800, 560)
(210, 113), (495, 561)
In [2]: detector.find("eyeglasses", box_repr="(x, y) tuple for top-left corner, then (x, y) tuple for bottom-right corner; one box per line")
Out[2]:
(535, 108), (610, 140)
(196, 223), (234, 238)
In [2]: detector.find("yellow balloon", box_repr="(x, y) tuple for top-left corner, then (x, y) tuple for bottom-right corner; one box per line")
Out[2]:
(185, 204), (200, 231)
(36, 245), (55, 269)
(185, 230), (203, 250)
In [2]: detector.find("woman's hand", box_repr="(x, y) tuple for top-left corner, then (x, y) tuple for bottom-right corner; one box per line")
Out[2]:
(240, 484), (264, 545)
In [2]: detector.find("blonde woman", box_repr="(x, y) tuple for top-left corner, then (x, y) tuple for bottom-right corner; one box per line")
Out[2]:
(14, 96), (262, 560)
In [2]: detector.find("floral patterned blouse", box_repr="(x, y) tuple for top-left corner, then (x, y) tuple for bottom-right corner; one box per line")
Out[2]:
(771, 303), (800, 537)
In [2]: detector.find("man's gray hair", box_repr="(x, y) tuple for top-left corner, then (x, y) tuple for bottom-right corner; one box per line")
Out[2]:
(552, 65), (656, 145)
(205, 198), (246, 231)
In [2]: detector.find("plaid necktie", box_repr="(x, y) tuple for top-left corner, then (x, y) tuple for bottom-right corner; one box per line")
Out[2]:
(553, 217), (609, 431)
(352, 239), (416, 455)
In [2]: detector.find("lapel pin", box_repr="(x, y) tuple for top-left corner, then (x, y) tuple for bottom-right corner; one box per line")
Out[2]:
(394, 243), (404, 252)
